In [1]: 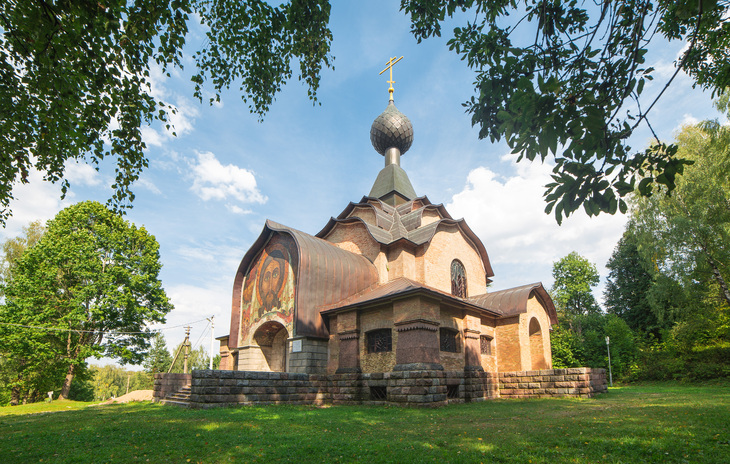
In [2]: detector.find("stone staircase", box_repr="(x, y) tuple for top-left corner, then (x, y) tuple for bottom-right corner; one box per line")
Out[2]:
(160, 384), (191, 407)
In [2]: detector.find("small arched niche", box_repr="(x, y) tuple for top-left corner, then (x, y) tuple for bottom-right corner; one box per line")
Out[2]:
(528, 317), (547, 370)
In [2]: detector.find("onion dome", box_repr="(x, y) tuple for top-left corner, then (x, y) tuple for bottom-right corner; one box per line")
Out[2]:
(370, 101), (414, 156)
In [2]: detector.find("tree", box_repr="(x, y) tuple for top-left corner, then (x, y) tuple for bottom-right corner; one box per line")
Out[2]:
(632, 113), (730, 308)
(404, 0), (729, 222)
(3, 2), (729, 224)
(169, 342), (212, 373)
(551, 252), (601, 319)
(0, 220), (45, 292)
(0, 0), (333, 224)
(0, 221), (51, 405)
(604, 228), (661, 335)
(0, 201), (173, 400)
(144, 333), (173, 375)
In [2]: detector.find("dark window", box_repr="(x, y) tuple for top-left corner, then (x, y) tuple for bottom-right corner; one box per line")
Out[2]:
(446, 384), (460, 399)
(370, 386), (387, 400)
(440, 328), (459, 352)
(367, 329), (392, 353)
(451, 260), (467, 298)
(480, 336), (493, 355)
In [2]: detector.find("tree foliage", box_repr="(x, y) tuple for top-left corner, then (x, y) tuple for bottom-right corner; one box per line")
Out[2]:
(0, 201), (173, 400)
(168, 342), (218, 373)
(3, 1), (729, 223)
(551, 251), (600, 319)
(603, 103), (730, 381)
(0, 220), (45, 291)
(604, 228), (662, 335)
(632, 111), (730, 308)
(65, 364), (154, 402)
(403, 0), (729, 222)
(0, 0), (333, 224)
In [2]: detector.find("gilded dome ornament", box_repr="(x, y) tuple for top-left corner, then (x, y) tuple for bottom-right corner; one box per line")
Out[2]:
(370, 56), (413, 158)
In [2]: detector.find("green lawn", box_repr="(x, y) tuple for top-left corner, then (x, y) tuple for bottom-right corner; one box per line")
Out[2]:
(1, 384), (728, 463)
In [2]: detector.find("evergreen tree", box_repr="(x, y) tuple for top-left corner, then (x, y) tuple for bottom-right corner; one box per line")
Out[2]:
(144, 333), (173, 375)
(604, 230), (660, 335)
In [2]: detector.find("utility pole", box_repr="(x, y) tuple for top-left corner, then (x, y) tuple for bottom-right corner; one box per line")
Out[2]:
(605, 336), (613, 387)
(208, 316), (215, 370)
(183, 326), (191, 374)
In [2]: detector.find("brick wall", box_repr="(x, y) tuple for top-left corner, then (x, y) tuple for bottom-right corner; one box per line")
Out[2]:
(499, 368), (607, 398)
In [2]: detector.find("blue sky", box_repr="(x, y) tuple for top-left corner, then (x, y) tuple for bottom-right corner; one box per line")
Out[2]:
(2, 2), (725, 362)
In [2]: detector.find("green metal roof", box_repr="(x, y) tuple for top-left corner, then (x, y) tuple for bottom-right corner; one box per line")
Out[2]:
(368, 164), (417, 203)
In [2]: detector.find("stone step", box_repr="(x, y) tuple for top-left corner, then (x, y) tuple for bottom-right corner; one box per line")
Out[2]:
(160, 399), (190, 407)
(161, 384), (192, 407)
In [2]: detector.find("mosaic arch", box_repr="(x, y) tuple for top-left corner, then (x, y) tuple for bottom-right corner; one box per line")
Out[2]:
(239, 235), (298, 345)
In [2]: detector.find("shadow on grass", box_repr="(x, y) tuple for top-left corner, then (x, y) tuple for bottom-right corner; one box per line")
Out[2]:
(1, 385), (729, 463)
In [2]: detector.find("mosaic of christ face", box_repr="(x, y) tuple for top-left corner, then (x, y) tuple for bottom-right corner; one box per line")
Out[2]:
(258, 250), (286, 314)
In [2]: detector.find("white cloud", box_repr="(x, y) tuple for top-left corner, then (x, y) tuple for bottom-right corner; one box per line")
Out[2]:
(226, 204), (250, 215)
(0, 168), (67, 239)
(135, 177), (162, 195)
(155, 282), (231, 349)
(190, 152), (267, 204)
(446, 154), (627, 296)
(142, 64), (200, 145)
(678, 113), (699, 127)
(64, 161), (103, 187)
(141, 126), (164, 147)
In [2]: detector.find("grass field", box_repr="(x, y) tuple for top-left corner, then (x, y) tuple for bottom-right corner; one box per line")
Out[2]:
(1, 383), (728, 463)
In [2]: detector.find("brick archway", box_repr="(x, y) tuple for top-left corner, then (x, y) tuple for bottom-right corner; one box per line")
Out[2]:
(253, 321), (289, 372)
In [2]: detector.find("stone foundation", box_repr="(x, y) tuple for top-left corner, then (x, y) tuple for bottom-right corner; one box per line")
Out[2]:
(499, 368), (607, 398)
(153, 368), (606, 408)
(153, 373), (191, 399)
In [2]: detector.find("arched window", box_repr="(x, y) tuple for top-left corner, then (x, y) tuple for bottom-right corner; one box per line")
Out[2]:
(451, 259), (467, 298)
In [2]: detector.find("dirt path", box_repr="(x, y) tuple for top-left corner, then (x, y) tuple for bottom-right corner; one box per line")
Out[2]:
(101, 389), (153, 404)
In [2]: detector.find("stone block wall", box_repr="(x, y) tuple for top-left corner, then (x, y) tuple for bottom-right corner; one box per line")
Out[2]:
(153, 368), (605, 408)
(152, 373), (191, 401)
(288, 338), (328, 374)
(188, 370), (329, 408)
(498, 368), (607, 398)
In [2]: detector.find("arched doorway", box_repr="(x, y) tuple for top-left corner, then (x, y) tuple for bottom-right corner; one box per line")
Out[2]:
(528, 317), (547, 370)
(253, 321), (288, 372)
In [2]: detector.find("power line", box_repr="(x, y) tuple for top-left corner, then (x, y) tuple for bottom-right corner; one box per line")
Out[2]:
(0, 317), (210, 335)
(190, 320), (211, 350)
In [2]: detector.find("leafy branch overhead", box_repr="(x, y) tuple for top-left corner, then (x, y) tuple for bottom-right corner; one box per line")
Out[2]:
(0, 0), (333, 224)
(1, 1), (728, 225)
(402, 0), (730, 223)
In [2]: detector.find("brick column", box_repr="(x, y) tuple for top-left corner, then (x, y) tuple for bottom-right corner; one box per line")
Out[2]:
(394, 319), (442, 370)
(463, 328), (483, 371)
(336, 330), (361, 373)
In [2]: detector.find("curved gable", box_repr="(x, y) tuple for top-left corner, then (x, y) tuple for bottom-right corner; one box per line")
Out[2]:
(230, 220), (379, 346)
(469, 283), (558, 325)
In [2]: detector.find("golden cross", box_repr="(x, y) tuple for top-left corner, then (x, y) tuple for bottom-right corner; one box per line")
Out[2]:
(379, 56), (403, 101)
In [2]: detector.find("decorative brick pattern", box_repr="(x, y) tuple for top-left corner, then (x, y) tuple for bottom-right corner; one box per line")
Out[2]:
(498, 368), (608, 398)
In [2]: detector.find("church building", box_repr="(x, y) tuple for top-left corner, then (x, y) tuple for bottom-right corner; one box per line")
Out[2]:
(217, 68), (558, 380)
